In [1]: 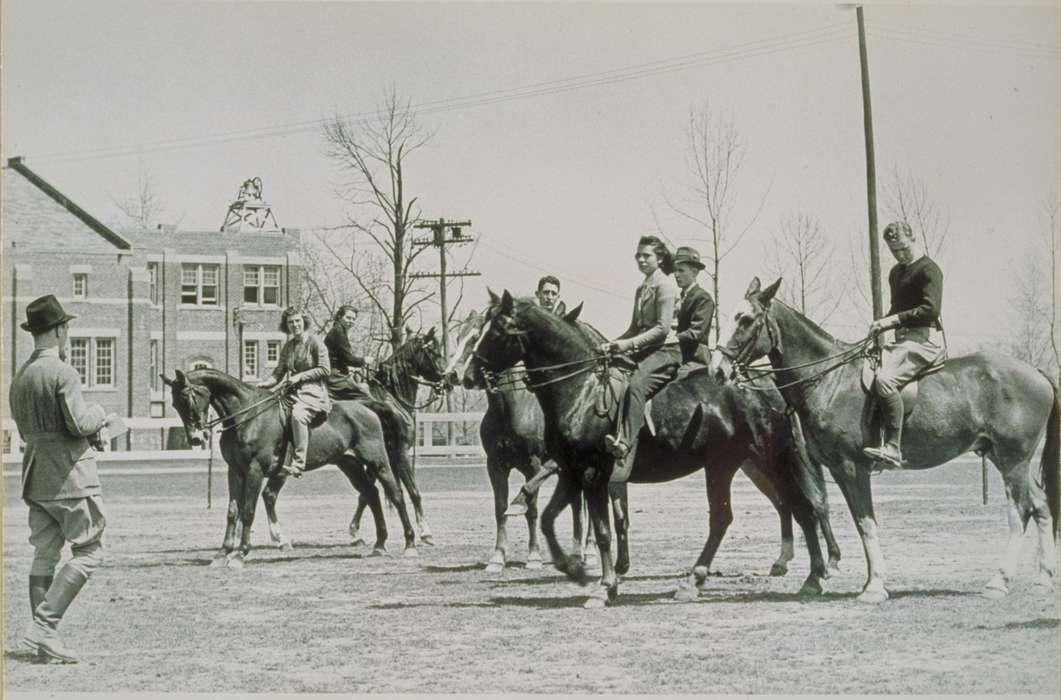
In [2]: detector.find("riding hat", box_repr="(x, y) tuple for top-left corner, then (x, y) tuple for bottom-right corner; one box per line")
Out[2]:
(20, 294), (76, 333)
(672, 246), (706, 270)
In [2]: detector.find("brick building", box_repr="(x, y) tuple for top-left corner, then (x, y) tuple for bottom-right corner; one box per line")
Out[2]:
(3, 157), (303, 448)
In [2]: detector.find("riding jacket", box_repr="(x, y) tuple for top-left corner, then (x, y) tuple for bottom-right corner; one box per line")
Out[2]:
(325, 324), (367, 375)
(272, 332), (332, 414)
(886, 255), (943, 343)
(614, 268), (679, 360)
(675, 283), (715, 365)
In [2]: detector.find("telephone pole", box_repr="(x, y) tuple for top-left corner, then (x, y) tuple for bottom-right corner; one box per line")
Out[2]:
(857, 5), (883, 319)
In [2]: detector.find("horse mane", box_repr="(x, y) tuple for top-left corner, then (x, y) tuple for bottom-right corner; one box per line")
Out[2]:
(511, 297), (597, 355)
(773, 299), (853, 351)
(185, 367), (269, 396)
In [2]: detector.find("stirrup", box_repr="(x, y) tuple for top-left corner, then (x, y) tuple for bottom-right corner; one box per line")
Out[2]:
(603, 434), (628, 459)
(279, 464), (304, 479)
(862, 445), (904, 469)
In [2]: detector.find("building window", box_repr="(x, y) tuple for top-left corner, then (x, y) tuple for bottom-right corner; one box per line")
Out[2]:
(72, 273), (88, 299)
(69, 337), (115, 388)
(266, 340), (281, 366)
(149, 339), (160, 391)
(243, 340), (259, 378)
(181, 263), (219, 306)
(243, 265), (281, 306)
(147, 262), (160, 305)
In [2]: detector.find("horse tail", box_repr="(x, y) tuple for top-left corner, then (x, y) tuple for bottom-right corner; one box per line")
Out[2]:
(1039, 375), (1060, 541)
(786, 410), (827, 516)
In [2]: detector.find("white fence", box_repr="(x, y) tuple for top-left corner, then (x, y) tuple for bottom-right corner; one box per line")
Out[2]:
(2, 412), (486, 464)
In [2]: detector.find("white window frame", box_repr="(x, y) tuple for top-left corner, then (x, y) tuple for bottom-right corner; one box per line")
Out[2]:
(147, 262), (160, 306)
(242, 264), (281, 307)
(180, 263), (220, 307)
(149, 339), (160, 392)
(265, 339), (282, 367)
(72, 273), (88, 299)
(243, 340), (259, 378)
(68, 336), (116, 388)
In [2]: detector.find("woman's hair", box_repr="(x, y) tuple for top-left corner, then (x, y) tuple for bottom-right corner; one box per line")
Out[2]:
(637, 235), (674, 275)
(334, 305), (358, 322)
(279, 306), (313, 334)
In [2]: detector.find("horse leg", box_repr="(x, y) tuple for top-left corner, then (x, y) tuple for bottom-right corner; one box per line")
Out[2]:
(610, 482), (630, 576)
(983, 455), (1047, 598)
(211, 468), (243, 567)
(522, 455), (544, 570)
(337, 457), (387, 554)
(363, 451), (418, 557)
(819, 511), (843, 575)
(486, 458), (510, 573)
(835, 464), (889, 603)
(786, 459), (829, 596)
(583, 480), (618, 609)
(230, 463), (265, 569)
(260, 473), (292, 551)
(539, 466), (591, 586)
(394, 444), (434, 545)
(676, 463), (739, 601)
(350, 496), (369, 546)
(506, 460), (560, 517)
(742, 461), (794, 576)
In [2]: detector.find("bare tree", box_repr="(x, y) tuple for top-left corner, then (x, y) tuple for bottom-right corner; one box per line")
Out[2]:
(321, 87), (436, 353)
(765, 212), (845, 323)
(1008, 252), (1054, 372)
(882, 164), (949, 259)
(665, 103), (767, 339)
(110, 158), (165, 230)
(1043, 200), (1060, 381)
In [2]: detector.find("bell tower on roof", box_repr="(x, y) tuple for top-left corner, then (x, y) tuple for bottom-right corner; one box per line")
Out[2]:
(220, 176), (280, 232)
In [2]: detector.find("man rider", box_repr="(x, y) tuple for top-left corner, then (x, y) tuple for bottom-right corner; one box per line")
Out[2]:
(863, 221), (944, 468)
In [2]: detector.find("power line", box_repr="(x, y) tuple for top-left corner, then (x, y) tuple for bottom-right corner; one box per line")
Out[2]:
(867, 21), (1060, 57)
(30, 23), (852, 165)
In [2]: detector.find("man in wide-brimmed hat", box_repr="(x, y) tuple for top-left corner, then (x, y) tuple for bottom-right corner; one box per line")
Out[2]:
(671, 246), (715, 366)
(9, 294), (110, 663)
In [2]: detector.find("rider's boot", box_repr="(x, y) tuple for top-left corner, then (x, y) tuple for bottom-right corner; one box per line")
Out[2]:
(862, 391), (904, 468)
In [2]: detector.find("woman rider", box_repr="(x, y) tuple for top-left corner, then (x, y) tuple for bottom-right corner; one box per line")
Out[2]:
(600, 235), (681, 483)
(324, 304), (373, 400)
(258, 307), (332, 478)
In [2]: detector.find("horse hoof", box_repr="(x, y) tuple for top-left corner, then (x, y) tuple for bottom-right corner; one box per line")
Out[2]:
(769, 563), (789, 577)
(798, 579), (825, 596)
(828, 559), (842, 575)
(485, 562), (504, 574)
(227, 556), (246, 570)
(403, 548), (419, 558)
(350, 538), (367, 548)
(278, 542), (293, 552)
(982, 584), (1008, 599)
(583, 596), (607, 610)
(208, 556), (228, 568)
(419, 535), (436, 546)
(525, 558), (543, 570)
(692, 566), (710, 587)
(615, 558), (630, 577)
(674, 585), (699, 602)
(857, 588), (888, 604)
(369, 547), (386, 558)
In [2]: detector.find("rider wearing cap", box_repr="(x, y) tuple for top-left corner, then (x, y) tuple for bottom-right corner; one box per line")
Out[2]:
(863, 221), (944, 468)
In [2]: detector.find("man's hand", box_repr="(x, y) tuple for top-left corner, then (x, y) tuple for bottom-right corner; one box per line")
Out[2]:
(868, 315), (900, 337)
(599, 341), (619, 355)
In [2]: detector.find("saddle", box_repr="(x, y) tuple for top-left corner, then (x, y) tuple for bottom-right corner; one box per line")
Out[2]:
(860, 345), (947, 426)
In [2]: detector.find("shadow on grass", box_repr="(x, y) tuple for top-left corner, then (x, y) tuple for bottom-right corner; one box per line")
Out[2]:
(420, 563), (487, 573)
(4, 648), (50, 665)
(888, 588), (977, 600)
(975, 618), (1059, 631)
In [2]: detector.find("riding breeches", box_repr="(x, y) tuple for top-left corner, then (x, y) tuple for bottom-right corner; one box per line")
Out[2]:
(874, 337), (942, 430)
(26, 495), (106, 579)
(288, 403), (318, 469)
(619, 345), (681, 446)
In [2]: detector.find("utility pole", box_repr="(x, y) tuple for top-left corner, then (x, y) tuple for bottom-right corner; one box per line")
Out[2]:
(411, 219), (479, 444)
(857, 5), (883, 320)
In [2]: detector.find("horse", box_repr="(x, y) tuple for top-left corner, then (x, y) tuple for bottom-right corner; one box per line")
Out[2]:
(716, 277), (1060, 602)
(449, 316), (600, 574)
(460, 291), (831, 606)
(449, 308), (842, 579)
(163, 368), (418, 566)
(343, 328), (448, 548)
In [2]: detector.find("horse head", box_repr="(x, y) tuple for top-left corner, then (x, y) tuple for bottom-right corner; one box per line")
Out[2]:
(404, 326), (446, 384)
(445, 310), (486, 387)
(161, 369), (212, 446)
(459, 289), (529, 390)
(714, 276), (783, 381)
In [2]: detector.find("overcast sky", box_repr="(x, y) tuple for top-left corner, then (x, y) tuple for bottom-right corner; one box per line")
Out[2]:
(4, 1), (1058, 349)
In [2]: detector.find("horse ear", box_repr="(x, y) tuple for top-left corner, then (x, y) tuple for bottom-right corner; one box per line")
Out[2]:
(487, 288), (501, 305)
(761, 278), (782, 305)
(425, 327), (436, 340)
(175, 369), (187, 384)
(161, 373), (175, 387)
(500, 290), (514, 315)
(744, 277), (762, 299)
(562, 303), (583, 324)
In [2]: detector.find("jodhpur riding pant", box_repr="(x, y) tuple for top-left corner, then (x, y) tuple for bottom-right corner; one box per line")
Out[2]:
(26, 495), (106, 628)
(619, 345), (681, 455)
(874, 331), (942, 431)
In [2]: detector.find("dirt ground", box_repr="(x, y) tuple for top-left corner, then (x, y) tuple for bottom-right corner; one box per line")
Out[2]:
(3, 459), (1059, 695)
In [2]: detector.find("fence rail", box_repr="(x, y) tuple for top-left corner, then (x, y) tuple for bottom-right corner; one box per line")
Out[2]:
(2, 412), (486, 464)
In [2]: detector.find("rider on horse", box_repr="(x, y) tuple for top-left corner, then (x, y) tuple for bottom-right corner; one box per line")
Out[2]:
(258, 306), (332, 478)
(324, 304), (373, 400)
(863, 221), (945, 468)
(601, 236), (681, 483)
(672, 246), (715, 367)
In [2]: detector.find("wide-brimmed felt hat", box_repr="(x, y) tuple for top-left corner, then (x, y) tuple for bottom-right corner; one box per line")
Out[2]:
(20, 294), (76, 333)
(672, 246), (706, 270)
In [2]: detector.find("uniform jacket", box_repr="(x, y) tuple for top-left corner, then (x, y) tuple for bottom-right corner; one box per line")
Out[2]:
(616, 268), (678, 359)
(9, 347), (107, 500)
(675, 283), (715, 365)
(272, 332), (332, 414)
(324, 324), (366, 374)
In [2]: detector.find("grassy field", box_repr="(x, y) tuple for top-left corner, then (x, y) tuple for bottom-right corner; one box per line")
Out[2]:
(3, 459), (1059, 695)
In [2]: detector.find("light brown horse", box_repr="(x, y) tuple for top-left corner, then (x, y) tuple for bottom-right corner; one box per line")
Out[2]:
(717, 277), (1060, 602)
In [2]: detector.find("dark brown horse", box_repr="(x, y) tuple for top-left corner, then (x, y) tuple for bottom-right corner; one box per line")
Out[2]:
(717, 277), (1060, 602)
(461, 292), (831, 606)
(164, 368), (418, 566)
(343, 328), (448, 547)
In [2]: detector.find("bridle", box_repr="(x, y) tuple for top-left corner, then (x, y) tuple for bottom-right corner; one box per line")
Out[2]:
(177, 382), (282, 436)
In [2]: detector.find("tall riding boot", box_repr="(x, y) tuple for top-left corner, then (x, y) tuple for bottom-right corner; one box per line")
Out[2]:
(609, 439), (638, 484)
(863, 391), (904, 467)
(24, 566), (88, 663)
(29, 575), (52, 618)
(282, 419), (309, 478)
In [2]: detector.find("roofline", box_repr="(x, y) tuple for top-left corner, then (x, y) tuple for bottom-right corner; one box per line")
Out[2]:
(6, 156), (132, 250)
